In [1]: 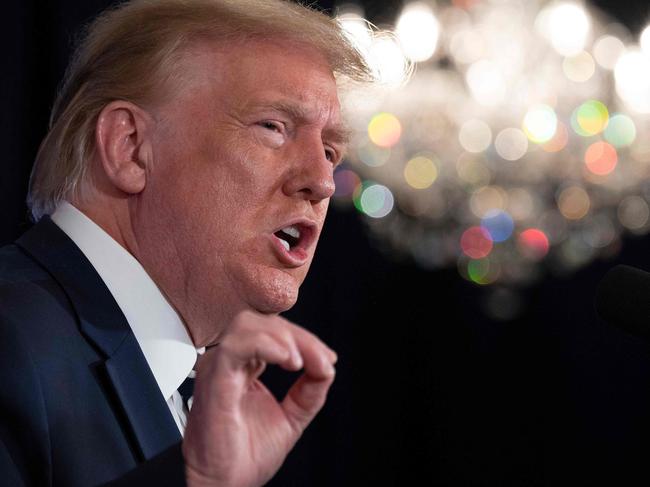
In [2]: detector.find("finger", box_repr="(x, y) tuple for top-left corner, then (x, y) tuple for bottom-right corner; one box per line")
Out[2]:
(285, 321), (337, 363)
(245, 357), (267, 380)
(217, 332), (291, 373)
(286, 323), (336, 380)
(229, 312), (303, 371)
(281, 371), (335, 435)
(257, 319), (303, 371)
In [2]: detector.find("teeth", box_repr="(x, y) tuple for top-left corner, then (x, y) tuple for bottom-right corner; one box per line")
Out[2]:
(279, 238), (290, 251)
(282, 225), (300, 239)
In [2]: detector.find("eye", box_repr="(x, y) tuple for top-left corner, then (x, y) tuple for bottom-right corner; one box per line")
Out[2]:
(324, 147), (340, 165)
(259, 121), (284, 133)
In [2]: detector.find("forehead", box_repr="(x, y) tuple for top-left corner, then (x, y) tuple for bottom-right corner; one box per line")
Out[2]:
(177, 37), (342, 124)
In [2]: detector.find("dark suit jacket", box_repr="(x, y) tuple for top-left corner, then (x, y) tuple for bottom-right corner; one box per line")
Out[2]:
(0, 217), (187, 486)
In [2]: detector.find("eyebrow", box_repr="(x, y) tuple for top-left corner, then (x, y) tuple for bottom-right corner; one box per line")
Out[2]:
(253, 100), (352, 147)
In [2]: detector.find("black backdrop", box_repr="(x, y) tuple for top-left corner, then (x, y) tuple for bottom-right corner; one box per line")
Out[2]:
(4, 1), (650, 485)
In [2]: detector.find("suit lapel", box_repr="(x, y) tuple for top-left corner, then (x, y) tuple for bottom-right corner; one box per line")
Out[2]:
(16, 217), (181, 460)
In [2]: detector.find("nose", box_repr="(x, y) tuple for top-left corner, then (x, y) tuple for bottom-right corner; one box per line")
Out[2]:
(282, 140), (336, 202)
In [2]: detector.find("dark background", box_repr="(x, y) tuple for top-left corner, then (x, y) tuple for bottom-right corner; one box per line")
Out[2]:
(4, 1), (650, 485)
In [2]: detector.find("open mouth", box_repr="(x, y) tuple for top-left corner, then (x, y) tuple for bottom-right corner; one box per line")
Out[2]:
(271, 221), (316, 266)
(274, 225), (303, 252)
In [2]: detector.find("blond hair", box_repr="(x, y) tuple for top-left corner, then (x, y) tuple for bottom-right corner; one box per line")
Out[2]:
(27, 0), (370, 220)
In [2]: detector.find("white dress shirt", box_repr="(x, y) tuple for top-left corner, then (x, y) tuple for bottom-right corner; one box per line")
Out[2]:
(51, 201), (202, 436)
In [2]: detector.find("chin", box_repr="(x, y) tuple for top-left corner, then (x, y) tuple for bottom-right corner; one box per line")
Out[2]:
(242, 267), (302, 314)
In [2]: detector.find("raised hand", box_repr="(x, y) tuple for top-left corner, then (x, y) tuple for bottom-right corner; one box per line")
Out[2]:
(182, 310), (337, 487)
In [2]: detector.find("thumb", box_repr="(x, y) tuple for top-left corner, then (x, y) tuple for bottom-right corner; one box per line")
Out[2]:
(281, 370), (335, 436)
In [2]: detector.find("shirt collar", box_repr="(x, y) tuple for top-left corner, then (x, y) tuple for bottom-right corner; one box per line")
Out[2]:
(51, 201), (200, 401)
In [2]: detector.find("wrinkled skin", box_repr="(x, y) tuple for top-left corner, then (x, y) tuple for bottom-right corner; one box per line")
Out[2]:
(134, 39), (345, 346)
(79, 37), (344, 486)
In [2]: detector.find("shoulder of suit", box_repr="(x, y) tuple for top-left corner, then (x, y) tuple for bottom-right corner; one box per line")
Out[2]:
(0, 242), (89, 356)
(0, 242), (52, 284)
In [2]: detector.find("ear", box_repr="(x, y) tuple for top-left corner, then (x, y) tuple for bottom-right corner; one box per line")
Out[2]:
(95, 100), (153, 195)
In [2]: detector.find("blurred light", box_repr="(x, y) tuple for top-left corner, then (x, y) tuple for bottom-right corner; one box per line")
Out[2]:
(593, 34), (625, 70)
(542, 121), (569, 152)
(615, 49), (650, 113)
(467, 258), (490, 284)
(470, 186), (507, 218)
(458, 119), (492, 153)
(604, 114), (637, 147)
(539, 209), (568, 244)
(460, 226), (493, 259)
(367, 34), (409, 86)
(537, 2), (591, 56)
(467, 258), (500, 285)
(495, 128), (529, 161)
(641, 24), (650, 54)
(575, 100), (609, 135)
(452, 0), (480, 11)
(404, 156), (438, 189)
(570, 108), (590, 137)
(562, 51), (595, 82)
(342, 0), (650, 288)
(353, 180), (371, 211)
(584, 141), (617, 175)
(481, 209), (514, 242)
(449, 29), (483, 65)
(368, 113), (402, 148)
(357, 141), (392, 167)
(466, 60), (506, 106)
(582, 214), (616, 248)
(557, 186), (590, 220)
(618, 196), (650, 230)
(333, 169), (361, 198)
(523, 105), (558, 144)
(507, 188), (535, 221)
(337, 11), (373, 54)
(396, 2), (439, 62)
(456, 154), (491, 188)
(359, 183), (395, 218)
(560, 233), (595, 267)
(518, 228), (550, 260)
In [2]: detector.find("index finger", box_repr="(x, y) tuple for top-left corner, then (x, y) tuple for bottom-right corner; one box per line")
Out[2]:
(285, 322), (336, 380)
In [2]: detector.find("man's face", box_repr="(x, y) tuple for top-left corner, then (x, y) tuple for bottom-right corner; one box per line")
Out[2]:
(135, 38), (344, 339)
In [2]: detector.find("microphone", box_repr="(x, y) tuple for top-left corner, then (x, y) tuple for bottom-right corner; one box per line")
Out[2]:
(595, 265), (650, 341)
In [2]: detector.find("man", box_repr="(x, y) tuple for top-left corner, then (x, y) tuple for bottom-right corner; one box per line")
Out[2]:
(0, 0), (370, 485)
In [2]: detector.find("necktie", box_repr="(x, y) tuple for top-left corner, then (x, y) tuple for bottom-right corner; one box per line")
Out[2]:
(178, 375), (195, 411)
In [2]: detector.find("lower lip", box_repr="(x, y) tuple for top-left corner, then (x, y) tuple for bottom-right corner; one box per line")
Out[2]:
(270, 234), (309, 267)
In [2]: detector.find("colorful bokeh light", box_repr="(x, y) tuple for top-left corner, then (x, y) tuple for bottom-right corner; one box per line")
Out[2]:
(584, 141), (617, 176)
(358, 183), (395, 218)
(574, 100), (609, 136)
(604, 114), (637, 148)
(557, 186), (590, 220)
(481, 209), (514, 242)
(460, 226), (494, 259)
(338, 2), (650, 289)
(467, 258), (499, 285)
(368, 113), (402, 148)
(470, 186), (507, 218)
(404, 156), (438, 189)
(518, 228), (550, 260)
(523, 104), (558, 144)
